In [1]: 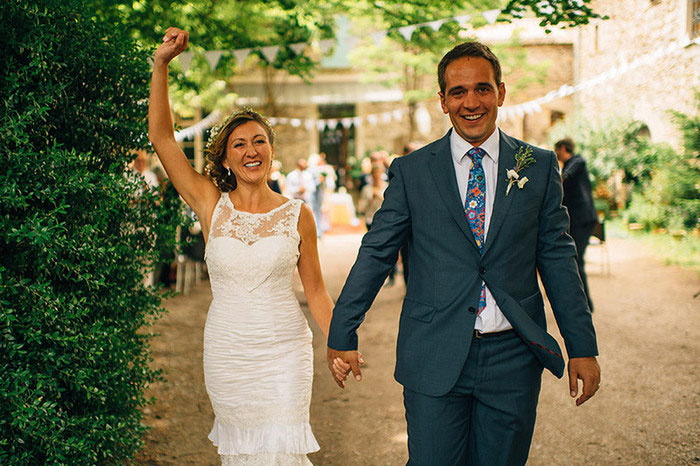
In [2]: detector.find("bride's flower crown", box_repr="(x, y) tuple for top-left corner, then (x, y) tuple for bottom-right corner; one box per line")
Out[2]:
(205, 107), (275, 151)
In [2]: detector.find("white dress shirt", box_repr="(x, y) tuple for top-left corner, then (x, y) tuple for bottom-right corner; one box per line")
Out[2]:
(284, 169), (316, 204)
(449, 127), (513, 333)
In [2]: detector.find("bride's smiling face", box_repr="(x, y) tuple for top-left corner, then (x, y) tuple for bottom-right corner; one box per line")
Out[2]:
(224, 121), (274, 186)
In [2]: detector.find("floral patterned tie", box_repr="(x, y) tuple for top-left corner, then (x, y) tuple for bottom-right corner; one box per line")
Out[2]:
(465, 147), (487, 315)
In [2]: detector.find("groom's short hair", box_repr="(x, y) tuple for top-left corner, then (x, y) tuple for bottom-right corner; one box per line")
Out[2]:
(437, 42), (502, 93)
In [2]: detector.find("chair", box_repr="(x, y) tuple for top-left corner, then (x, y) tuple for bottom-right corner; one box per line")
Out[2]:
(588, 221), (610, 275)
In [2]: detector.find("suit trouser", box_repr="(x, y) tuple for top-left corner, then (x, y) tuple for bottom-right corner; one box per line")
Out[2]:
(570, 222), (595, 312)
(403, 332), (543, 466)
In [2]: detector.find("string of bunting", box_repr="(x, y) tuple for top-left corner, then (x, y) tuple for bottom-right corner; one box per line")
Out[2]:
(498, 35), (700, 121)
(175, 35), (698, 140)
(175, 9), (502, 73)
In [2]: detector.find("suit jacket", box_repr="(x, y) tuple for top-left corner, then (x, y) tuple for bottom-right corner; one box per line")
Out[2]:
(561, 155), (598, 226)
(327, 130), (598, 397)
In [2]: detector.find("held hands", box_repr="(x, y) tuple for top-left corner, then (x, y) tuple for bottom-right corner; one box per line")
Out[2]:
(327, 348), (364, 389)
(568, 356), (601, 406)
(154, 27), (189, 66)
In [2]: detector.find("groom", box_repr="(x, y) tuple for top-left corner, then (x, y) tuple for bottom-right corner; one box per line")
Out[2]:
(327, 42), (600, 465)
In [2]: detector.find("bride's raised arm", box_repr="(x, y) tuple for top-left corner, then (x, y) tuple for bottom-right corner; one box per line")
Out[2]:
(148, 27), (218, 217)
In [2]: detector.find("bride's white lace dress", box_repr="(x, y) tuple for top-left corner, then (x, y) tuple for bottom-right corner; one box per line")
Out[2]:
(204, 193), (319, 465)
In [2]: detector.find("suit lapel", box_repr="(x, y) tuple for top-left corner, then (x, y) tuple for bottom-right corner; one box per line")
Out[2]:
(483, 131), (518, 255)
(428, 132), (480, 252)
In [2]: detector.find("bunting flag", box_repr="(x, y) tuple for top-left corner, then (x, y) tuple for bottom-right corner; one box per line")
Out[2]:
(260, 45), (280, 63)
(289, 43), (307, 56)
(427, 19), (445, 31)
(174, 109), (222, 142)
(398, 24), (418, 41)
(233, 48), (252, 65)
(204, 50), (223, 70)
(178, 52), (194, 73)
(453, 14), (471, 24)
(482, 9), (501, 25)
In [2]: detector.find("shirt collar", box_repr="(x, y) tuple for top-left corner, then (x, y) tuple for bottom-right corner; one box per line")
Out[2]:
(450, 126), (501, 165)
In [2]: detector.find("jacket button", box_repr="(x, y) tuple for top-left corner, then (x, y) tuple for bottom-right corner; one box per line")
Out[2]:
(468, 307), (477, 313)
(479, 266), (486, 275)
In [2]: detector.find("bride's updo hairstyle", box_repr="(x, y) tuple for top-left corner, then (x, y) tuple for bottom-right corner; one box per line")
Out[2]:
(205, 108), (275, 191)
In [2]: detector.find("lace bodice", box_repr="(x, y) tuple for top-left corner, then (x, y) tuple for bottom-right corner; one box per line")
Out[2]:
(205, 193), (303, 298)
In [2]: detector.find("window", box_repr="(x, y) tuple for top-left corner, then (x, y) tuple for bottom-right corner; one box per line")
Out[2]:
(691, 0), (700, 39)
(550, 110), (565, 125)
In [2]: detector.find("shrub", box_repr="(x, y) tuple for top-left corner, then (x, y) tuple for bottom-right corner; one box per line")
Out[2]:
(0, 0), (183, 462)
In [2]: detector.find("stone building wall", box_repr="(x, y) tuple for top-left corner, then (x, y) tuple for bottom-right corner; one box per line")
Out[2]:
(356, 101), (411, 156)
(575, 0), (700, 147)
(498, 43), (575, 147)
(263, 104), (318, 172)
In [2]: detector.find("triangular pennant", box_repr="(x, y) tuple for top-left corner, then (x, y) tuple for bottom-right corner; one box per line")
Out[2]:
(370, 30), (388, 47)
(316, 120), (326, 130)
(204, 50), (223, 70)
(453, 14), (471, 24)
(482, 9), (500, 24)
(260, 45), (280, 64)
(398, 25), (418, 41)
(367, 114), (379, 126)
(178, 52), (194, 73)
(289, 43), (306, 56)
(427, 20), (445, 31)
(233, 48), (252, 66)
(341, 117), (353, 127)
(319, 39), (335, 54)
(290, 119), (301, 127)
(352, 116), (363, 126)
(304, 119), (315, 130)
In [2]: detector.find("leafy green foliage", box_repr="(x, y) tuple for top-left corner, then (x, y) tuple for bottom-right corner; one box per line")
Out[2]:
(502, 0), (607, 32)
(1, 0), (184, 462)
(547, 115), (675, 186)
(549, 95), (700, 232)
(90, 0), (339, 114)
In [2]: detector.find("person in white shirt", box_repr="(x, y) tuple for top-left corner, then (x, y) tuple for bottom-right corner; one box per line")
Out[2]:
(284, 158), (315, 205)
(132, 150), (161, 193)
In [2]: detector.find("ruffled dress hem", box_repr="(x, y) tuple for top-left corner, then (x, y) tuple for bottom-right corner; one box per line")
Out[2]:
(208, 418), (320, 455)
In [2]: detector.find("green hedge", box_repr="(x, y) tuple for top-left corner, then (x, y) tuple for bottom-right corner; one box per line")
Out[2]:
(1, 0), (183, 462)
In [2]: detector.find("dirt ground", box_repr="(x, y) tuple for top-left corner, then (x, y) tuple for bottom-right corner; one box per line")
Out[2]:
(134, 231), (700, 465)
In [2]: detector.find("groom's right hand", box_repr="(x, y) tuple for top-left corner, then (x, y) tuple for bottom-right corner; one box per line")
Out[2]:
(327, 347), (364, 388)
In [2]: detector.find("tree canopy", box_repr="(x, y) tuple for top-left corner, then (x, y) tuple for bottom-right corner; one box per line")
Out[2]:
(88, 0), (604, 114)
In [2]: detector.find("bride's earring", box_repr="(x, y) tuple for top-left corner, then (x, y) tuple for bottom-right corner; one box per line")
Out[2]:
(227, 168), (232, 177)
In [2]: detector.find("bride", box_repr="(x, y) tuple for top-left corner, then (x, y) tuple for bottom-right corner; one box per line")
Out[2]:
(148, 27), (334, 465)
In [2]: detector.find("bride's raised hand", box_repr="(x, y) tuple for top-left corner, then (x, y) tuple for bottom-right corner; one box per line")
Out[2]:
(154, 27), (189, 66)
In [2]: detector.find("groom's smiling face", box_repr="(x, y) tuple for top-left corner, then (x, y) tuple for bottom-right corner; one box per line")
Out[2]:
(439, 56), (506, 147)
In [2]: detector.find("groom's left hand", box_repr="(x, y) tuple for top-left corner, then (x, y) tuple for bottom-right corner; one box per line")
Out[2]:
(568, 356), (601, 406)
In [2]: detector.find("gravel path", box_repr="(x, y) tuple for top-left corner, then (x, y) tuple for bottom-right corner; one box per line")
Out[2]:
(135, 233), (700, 465)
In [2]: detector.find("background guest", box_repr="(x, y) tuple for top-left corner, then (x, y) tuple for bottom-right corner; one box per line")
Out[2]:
(555, 137), (598, 312)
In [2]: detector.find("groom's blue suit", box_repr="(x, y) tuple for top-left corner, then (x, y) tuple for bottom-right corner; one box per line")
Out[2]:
(328, 129), (598, 463)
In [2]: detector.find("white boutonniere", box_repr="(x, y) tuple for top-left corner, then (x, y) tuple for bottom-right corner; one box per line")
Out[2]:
(506, 146), (535, 195)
